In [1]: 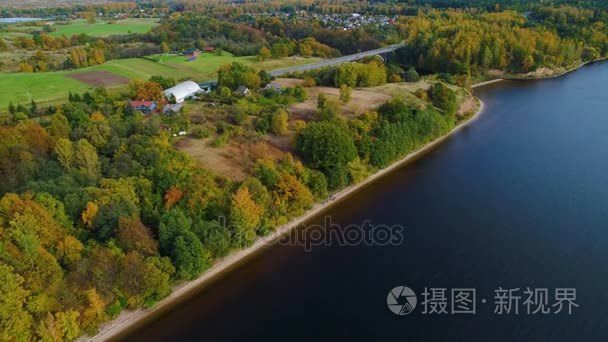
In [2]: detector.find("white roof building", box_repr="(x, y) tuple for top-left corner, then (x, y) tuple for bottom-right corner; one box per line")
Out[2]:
(163, 81), (201, 103)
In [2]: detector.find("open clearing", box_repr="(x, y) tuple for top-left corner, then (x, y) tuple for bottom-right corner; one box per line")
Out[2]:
(147, 53), (323, 80)
(272, 78), (392, 120)
(175, 137), (286, 181)
(0, 53), (324, 109)
(0, 18), (159, 39)
(49, 18), (160, 37)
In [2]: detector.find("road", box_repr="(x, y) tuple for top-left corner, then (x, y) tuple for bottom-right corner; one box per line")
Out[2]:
(199, 44), (404, 87)
(268, 44), (404, 77)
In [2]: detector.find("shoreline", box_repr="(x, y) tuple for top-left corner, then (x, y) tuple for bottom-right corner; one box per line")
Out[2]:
(88, 58), (608, 340)
(85, 98), (487, 342)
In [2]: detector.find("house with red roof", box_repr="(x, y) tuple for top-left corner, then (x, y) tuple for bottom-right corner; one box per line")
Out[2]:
(128, 100), (158, 114)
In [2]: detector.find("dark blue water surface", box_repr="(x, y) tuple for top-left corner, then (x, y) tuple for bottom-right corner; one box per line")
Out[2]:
(123, 62), (608, 341)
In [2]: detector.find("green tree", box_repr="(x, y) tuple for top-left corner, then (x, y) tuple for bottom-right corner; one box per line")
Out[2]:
(404, 67), (421, 82)
(271, 110), (289, 135)
(48, 113), (71, 139)
(37, 310), (80, 342)
(161, 41), (170, 54)
(74, 139), (100, 178)
(55, 138), (74, 171)
(217, 62), (261, 90)
(334, 63), (358, 87)
(431, 83), (457, 116)
(296, 121), (357, 189)
(149, 75), (176, 89)
(173, 231), (211, 279)
(315, 94), (340, 121)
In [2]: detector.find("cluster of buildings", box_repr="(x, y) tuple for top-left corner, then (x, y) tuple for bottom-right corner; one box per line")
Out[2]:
(309, 12), (395, 29)
(128, 80), (203, 115)
(245, 11), (395, 30)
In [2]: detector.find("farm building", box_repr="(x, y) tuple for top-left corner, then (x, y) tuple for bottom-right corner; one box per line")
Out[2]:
(163, 81), (201, 103)
(128, 100), (157, 113)
(183, 48), (201, 57)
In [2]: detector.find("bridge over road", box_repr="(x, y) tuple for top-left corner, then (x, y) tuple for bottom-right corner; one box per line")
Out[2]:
(268, 43), (405, 77)
(199, 44), (405, 89)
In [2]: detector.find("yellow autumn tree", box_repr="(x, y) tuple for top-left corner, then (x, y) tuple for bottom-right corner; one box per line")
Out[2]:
(81, 202), (98, 228)
(258, 46), (271, 61)
(230, 187), (264, 246)
(82, 289), (106, 333)
(90, 111), (105, 122)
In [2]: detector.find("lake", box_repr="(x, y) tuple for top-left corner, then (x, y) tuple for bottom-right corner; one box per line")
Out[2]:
(0, 18), (43, 24)
(122, 61), (608, 341)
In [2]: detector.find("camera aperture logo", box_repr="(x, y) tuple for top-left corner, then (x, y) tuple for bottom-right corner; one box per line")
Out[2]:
(387, 286), (417, 315)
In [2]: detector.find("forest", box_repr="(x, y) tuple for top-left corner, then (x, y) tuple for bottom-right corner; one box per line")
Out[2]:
(1, 0), (607, 340)
(0, 53), (467, 339)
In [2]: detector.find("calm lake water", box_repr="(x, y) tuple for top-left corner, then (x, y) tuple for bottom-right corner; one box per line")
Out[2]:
(123, 62), (608, 341)
(0, 18), (42, 24)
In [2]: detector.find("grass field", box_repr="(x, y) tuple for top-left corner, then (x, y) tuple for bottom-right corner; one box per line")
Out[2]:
(48, 18), (160, 37)
(0, 18), (159, 39)
(146, 53), (324, 80)
(0, 71), (90, 107)
(0, 52), (324, 109)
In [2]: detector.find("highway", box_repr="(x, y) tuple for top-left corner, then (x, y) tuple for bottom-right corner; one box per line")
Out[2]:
(268, 43), (404, 77)
(199, 44), (404, 87)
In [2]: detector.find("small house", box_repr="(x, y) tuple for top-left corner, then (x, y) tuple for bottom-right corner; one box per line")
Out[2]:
(183, 48), (201, 57)
(264, 83), (283, 93)
(204, 47), (215, 53)
(128, 100), (157, 114)
(237, 85), (251, 96)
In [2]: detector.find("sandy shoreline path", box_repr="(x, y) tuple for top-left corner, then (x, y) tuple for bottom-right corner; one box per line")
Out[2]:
(84, 96), (487, 342)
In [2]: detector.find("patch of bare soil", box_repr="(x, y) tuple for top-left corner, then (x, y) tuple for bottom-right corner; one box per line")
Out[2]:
(272, 78), (305, 87)
(287, 84), (391, 120)
(525, 67), (555, 78)
(486, 69), (505, 77)
(68, 71), (129, 87)
(175, 136), (286, 181)
(457, 95), (478, 117)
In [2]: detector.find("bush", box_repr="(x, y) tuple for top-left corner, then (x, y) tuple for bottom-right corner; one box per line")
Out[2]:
(430, 83), (457, 115)
(437, 73), (456, 84)
(303, 76), (316, 87)
(211, 132), (230, 147)
(296, 121), (357, 189)
(191, 126), (211, 139)
(404, 67), (421, 82)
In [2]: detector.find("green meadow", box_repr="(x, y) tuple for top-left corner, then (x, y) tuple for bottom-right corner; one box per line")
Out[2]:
(48, 18), (160, 37)
(0, 52), (323, 108)
(0, 18), (160, 40)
